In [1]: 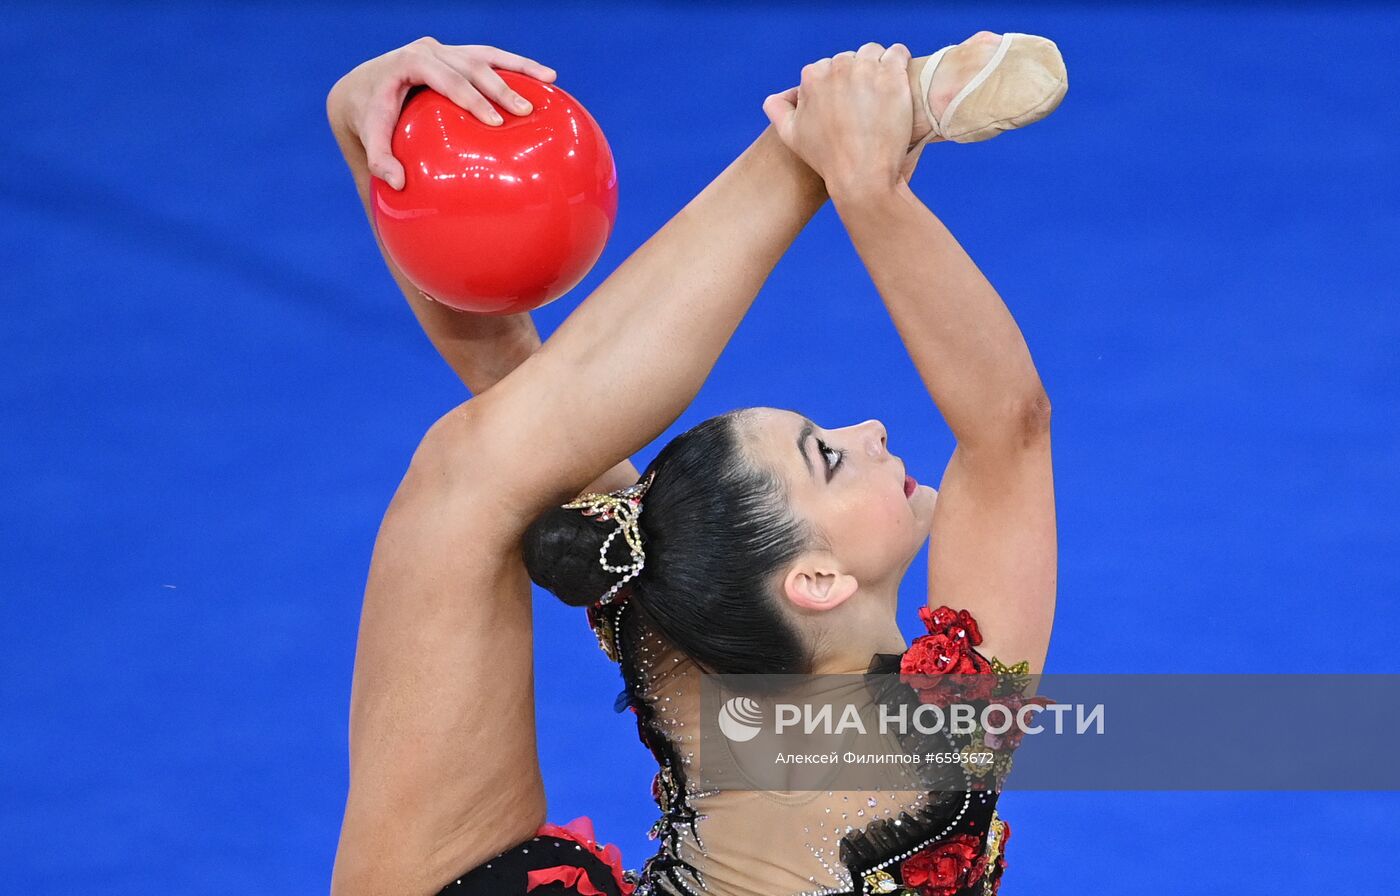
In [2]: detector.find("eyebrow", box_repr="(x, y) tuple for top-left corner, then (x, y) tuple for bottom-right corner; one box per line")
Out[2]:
(796, 422), (814, 478)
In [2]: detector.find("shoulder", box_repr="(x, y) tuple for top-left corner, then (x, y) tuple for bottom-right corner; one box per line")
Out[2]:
(897, 606), (993, 679)
(895, 605), (1041, 705)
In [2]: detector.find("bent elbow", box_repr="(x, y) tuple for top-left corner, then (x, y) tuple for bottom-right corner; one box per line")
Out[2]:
(964, 388), (1051, 457)
(1017, 388), (1052, 447)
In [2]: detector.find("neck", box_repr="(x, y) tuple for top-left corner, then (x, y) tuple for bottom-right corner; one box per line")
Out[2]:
(807, 585), (908, 674)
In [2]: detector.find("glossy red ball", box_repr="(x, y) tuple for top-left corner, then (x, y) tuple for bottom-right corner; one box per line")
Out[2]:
(372, 72), (618, 314)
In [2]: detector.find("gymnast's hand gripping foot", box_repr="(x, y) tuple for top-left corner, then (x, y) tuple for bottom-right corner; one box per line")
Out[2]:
(327, 30), (1064, 896)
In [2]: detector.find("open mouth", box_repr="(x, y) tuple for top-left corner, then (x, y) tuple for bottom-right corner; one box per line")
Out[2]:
(904, 473), (917, 498)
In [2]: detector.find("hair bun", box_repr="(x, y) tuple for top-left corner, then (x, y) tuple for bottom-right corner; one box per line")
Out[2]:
(522, 503), (641, 607)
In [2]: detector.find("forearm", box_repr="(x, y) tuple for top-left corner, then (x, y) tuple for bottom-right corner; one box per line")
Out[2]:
(327, 96), (540, 395)
(834, 182), (1047, 450)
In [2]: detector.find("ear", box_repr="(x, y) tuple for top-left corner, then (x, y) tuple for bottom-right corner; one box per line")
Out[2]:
(782, 554), (859, 612)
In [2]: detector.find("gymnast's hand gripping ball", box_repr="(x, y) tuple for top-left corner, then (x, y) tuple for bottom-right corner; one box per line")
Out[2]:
(371, 71), (618, 314)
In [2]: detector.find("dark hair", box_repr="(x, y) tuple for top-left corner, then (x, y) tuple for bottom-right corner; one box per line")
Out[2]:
(522, 410), (814, 674)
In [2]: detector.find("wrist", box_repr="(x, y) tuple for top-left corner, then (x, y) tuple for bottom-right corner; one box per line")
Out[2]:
(829, 176), (913, 218)
(454, 313), (542, 388)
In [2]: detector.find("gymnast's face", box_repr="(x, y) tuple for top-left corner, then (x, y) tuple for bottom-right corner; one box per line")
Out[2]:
(738, 408), (937, 612)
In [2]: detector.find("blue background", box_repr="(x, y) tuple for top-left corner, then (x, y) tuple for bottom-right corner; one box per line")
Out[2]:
(3, 2), (1398, 893)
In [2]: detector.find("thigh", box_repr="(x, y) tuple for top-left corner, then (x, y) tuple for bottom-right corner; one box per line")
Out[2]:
(332, 461), (547, 894)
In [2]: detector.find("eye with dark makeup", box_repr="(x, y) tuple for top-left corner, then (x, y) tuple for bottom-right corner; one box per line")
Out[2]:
(817, 439), (845, 478)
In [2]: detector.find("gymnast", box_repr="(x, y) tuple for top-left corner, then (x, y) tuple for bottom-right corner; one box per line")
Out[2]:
(327, 28), (1065, 896)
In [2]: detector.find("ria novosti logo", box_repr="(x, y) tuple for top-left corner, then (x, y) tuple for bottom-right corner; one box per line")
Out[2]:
(716, 694), (1102, 741)
(716, 696), (764, 742)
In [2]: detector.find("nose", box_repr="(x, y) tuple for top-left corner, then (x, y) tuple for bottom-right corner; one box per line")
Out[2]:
(859, 419), (888, 458)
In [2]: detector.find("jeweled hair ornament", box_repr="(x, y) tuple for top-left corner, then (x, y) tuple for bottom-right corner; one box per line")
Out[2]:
(562, 472), (655, 608)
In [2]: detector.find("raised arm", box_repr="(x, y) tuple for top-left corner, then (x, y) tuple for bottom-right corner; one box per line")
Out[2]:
(764, 50), (1055, 672)
(837, 185), (1055, 673)
(327, 39), (638, 494)
(327, 39), (558, 392)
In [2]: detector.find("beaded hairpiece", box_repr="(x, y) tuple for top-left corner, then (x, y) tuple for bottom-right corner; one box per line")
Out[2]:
(562, 472), (656, 609)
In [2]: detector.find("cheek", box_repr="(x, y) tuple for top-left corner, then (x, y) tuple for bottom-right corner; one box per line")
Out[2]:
(845, 488), (920, 556)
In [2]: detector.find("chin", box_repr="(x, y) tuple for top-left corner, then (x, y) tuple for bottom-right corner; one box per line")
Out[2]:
(911, 482), (937, 512)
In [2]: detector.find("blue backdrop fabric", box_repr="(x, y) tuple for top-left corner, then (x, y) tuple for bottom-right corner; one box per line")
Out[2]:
(2, 2), (1398, 893)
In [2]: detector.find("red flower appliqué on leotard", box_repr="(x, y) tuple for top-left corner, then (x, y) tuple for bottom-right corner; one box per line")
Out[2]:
(900, 833), (987, 896)
(899, 606), (996, 706)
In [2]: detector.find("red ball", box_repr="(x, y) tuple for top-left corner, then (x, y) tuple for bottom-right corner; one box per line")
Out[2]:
(372, 72), (618, 314)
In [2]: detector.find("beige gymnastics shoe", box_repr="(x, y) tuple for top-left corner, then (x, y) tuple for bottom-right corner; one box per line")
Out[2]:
(911, 32), (1068, 148)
